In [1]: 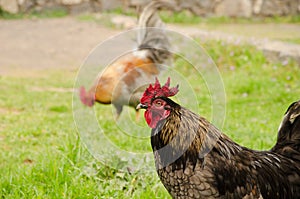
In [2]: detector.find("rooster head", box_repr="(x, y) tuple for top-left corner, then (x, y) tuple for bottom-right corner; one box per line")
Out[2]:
(79, 86), (95, 107)
(137, 77), (179, 128)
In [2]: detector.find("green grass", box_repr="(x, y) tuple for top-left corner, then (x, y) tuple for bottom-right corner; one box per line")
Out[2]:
(103, 7), (300, 24)
(0, 7), (68, 19)
(106, 7), (137, 17)
(0, 8), (23, 19)
(76, 10), (300, 26)
(77, 13), (117, 29)
(159, 11), (300, 24)
(30, 8), (68, 19)
(0, 41), (300, 198)
(159, 10), (202, 24)
(283, 38), (300, 45)
(201, 41), (300, 148)
(75, 11), (300, 44)
(2, 4), (300, 25)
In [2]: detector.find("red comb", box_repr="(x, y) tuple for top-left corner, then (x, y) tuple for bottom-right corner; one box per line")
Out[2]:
(140, 77), (179, 105)
(80, 86), (95, 107)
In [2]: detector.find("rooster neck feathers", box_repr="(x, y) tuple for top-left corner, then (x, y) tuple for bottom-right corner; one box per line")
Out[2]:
(151, 102), (223, 170)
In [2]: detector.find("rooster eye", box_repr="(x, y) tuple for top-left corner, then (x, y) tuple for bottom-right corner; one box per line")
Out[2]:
(154, 100), (163, 107)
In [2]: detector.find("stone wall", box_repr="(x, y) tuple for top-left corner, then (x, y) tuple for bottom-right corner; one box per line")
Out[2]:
(1, 0), (300, 17)
(172, 0), (300, 17)
(0, 0), (125, 14)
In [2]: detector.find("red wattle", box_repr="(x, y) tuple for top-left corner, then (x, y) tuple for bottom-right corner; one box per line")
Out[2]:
(145, 110), (159, 128)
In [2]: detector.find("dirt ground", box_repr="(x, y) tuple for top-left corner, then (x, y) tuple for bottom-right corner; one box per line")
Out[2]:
(0, 16), (299, 76)
(0, 17), (120, 75)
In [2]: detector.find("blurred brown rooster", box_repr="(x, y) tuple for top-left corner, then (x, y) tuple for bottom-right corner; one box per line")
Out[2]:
(79, 0), (175, 119)
(137, 78), (300, 199)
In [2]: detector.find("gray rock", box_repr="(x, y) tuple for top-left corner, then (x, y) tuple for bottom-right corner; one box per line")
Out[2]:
(18, 0), (35, 13)
(68, 1), (93, 15)
(36, 0), (47, 6)
(289, 0), (300, 15)
(215, 0), (252, 17)
(1, 0), (19, 13)
(253, 0), (263, 14)
(99, 0), (124, 11)
(259, 0), (286, 16)
(61, 0), (82, 5)
(176, 0), (215, 16)
(0, 0), (299, 16)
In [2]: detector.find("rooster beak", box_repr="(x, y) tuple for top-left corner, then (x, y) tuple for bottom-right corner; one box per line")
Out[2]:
(136, 103), (148, 110)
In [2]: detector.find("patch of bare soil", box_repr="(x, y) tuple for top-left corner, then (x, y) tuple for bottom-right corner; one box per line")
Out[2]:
(0, 16), (299, 77)
(0, 17), (120, 75)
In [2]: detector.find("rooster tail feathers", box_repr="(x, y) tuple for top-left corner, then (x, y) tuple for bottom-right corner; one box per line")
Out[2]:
(137, 0), (177, 63)
(271, 100), (300, 162)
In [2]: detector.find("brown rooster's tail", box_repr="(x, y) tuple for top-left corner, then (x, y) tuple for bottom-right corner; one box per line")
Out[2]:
(271, 100), (300, 162)
(137, 0), (177, 64)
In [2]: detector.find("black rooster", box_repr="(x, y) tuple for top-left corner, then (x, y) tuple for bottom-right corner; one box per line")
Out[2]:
(137, 78), (300, 199)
